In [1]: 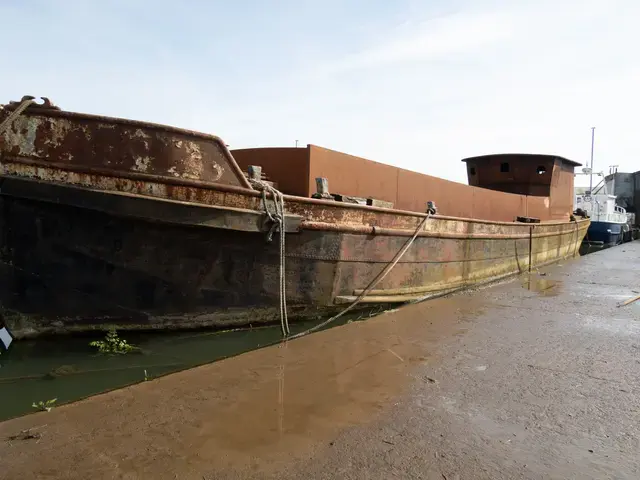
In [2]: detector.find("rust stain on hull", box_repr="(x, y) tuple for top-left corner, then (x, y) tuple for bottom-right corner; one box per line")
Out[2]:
(0, 101), (251, 188)
(0, 158), (586, 238)
(0, 98), (590, 338)
(0, 189), (588, 338)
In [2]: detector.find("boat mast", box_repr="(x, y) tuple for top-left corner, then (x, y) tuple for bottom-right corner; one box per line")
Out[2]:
(589, 126), (595, 195)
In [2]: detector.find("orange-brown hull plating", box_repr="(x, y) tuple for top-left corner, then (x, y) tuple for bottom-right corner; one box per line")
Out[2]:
(0, 98), (589, 338)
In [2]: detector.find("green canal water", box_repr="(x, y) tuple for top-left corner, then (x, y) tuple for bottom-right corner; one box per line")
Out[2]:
(0, 312), (378, 422)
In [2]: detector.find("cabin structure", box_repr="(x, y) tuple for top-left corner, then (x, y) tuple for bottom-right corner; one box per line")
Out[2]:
(461, 153), (581, 222)
(231, 146), (581, 223)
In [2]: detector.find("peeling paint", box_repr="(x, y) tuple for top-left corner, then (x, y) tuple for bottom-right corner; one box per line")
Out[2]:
(0, 109), (250, 188)
(48, 118), (74, 148)
(181, 142), (204, 179)
(133, 156), (152, 172)
(3, 116), (39, 156)
(81, 124), (93, 141)
(133, 129), (150, 139)
(211, 162), (223, 182)
(0, 160), (589, 242)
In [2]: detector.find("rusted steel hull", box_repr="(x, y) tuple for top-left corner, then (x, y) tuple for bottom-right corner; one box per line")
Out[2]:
(0, 98), (590, 338)
(0, 184), (589, 338)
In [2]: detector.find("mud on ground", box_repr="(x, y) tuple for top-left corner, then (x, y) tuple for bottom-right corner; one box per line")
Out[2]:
(1, 242), (639, 479)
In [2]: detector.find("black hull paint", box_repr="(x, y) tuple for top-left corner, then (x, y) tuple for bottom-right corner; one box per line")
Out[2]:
(585, 220), (628, 247)
(0, 195), (342, 338)
(0, 189), (589, 339)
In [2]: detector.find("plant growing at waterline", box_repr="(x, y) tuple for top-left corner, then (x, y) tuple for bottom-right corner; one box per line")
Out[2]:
(89, 328), (139, 354)
(32, 398), (57, 412)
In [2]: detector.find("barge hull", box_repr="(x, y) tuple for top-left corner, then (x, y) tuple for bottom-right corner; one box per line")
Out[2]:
(0, 186), (588, 338)
(0, 98), (590, 338)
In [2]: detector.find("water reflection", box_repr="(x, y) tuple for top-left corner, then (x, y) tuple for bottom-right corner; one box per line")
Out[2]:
(0, 317), (353, 422)
(523, 275), (562, 297)
(0, 295), (485, 479)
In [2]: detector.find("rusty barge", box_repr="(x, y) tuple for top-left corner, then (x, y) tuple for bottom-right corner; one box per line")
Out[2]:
(0, 97), (589, 338)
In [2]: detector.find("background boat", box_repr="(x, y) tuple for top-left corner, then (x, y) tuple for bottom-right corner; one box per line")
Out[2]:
(575, 190), (629, 247)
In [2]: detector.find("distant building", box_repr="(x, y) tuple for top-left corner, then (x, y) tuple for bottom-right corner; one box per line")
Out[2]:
(576, 170), (640, 226)
(604, 172), (640, 214)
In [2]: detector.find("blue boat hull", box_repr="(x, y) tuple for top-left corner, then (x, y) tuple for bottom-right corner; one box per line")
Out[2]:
(585, 221), (628, 246)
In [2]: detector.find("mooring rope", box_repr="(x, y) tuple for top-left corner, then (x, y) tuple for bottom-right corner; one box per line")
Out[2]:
(287, 212), (432, 341)
(249, 179), (290, 337)
(0, 97), (35, 136)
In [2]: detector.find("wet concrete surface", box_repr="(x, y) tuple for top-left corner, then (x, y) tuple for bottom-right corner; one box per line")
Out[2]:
(1, 242), (639, 479)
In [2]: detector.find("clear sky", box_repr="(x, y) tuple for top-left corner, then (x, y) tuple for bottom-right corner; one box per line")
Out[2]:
(1, 0), (638, 185)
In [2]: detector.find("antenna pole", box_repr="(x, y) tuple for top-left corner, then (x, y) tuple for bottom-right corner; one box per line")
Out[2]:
(589, 127), (595, 194)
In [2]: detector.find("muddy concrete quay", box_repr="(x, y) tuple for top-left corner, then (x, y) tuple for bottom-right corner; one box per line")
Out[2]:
(1, 242), (639, 480)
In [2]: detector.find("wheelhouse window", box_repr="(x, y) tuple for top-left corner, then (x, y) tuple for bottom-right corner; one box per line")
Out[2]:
(469, 166), (476, 175)
(500, 162), (510, 173)
(536, 165), (547, 175)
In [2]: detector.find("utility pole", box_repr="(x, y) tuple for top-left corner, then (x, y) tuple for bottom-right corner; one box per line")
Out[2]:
(589, 127), (595, 195)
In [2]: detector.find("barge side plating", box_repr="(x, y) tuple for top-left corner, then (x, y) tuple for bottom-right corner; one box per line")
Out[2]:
(0, 97), (589, 338)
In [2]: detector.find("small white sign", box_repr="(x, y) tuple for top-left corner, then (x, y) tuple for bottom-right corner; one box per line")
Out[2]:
(0, 326), (13, 350)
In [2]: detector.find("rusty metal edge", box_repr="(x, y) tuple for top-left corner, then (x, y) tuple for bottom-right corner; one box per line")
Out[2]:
(300, 220), (590, 240)
(0, 175), (303, 233)
(0, 157), (591, 229)
(287, 196), (580, 228)
(2, 103), (227, 144)
(336, 252), (578, 304)
(336, 271), (517, 303)
(0, 107), (253, 190)
(353, 243), (578, 296)
(1, 156), (258, 195)
(354, 279), (473, 296)
(335, 290), (459, 304)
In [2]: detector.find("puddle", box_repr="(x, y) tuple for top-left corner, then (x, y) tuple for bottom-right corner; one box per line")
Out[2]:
(523, 276), (562, 297)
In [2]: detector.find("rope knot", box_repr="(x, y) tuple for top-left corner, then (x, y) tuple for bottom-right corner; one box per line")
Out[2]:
(250, 178), (290, 336)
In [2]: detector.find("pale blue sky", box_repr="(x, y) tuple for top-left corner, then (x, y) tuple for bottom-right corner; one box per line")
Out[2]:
(2, 0), (639, 184)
